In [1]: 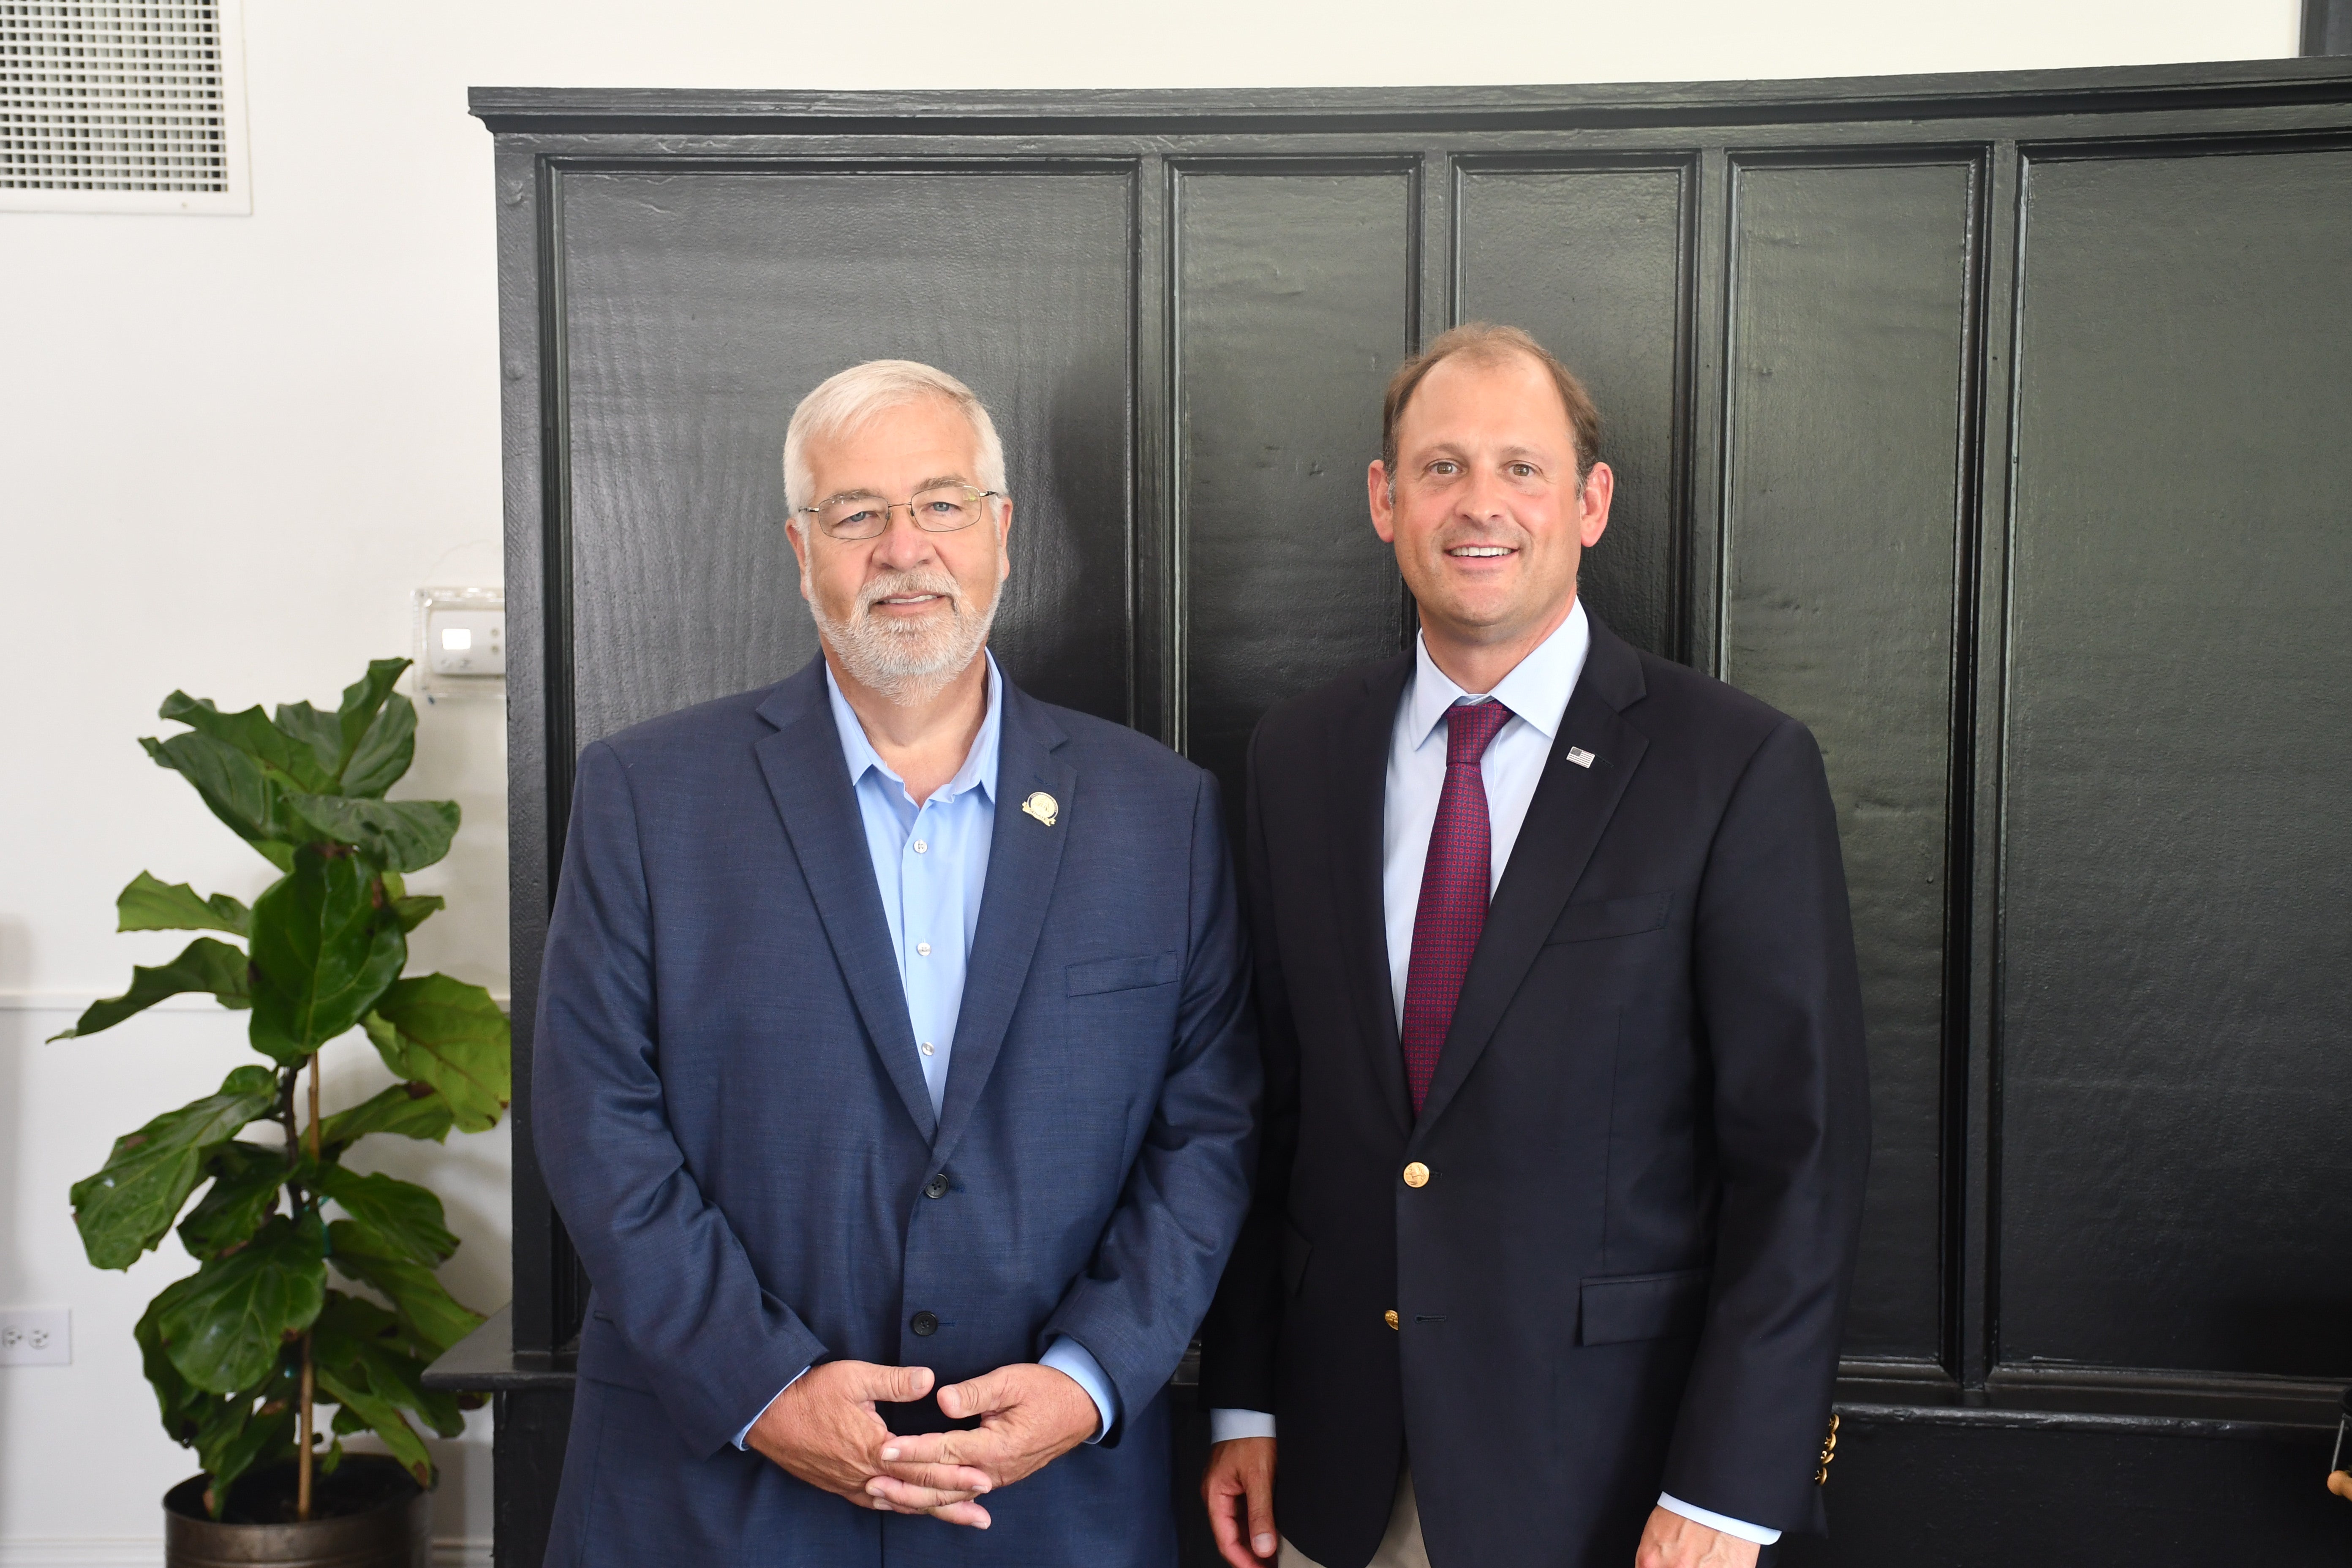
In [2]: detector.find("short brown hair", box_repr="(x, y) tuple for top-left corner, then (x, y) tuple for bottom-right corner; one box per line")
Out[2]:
(1380, 322), (1602, 485)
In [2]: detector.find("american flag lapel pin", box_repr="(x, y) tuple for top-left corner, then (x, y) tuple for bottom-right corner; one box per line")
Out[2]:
(1565, 746), (1597, 769)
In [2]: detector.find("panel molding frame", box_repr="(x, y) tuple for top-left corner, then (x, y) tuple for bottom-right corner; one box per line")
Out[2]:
(468, 60), (2352, 1445)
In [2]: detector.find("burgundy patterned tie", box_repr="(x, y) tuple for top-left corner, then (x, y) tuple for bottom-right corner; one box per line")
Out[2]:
(1399, 699), (1515, 1115)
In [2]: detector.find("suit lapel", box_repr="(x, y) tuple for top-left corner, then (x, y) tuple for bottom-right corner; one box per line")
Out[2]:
(1412, 618), (1650, 1137)
(1333, 655), (1416, 1138)
(931, 682), (1074, 1164)
(753, 662), (937, 1143)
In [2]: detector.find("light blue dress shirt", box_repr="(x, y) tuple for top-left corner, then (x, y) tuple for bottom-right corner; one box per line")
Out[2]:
(1205, 601), (1775, 1545)
(733, 653), (1118, 1451)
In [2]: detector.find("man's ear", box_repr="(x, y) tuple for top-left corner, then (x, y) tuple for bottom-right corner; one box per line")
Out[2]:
(1578, 461), (1615, 549)
(785, 517), (814, 600)
(995, 495), (1014, 583)
(1368, 460), (1397, 544)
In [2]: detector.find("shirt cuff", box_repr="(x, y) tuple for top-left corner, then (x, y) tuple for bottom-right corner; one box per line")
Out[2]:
(1657, 1492), (1782, 1545)
(732, 1363), (813, 1451)
(1040, 1337), (1118, 1445)
(1208, 1408), (1279, 1445)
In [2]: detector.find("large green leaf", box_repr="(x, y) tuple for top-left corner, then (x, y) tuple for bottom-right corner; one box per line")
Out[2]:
(158, 692), (335, 794)
(51, 936), (252, 1042)
(340, 688), (417, 800)
(389, 894), (445, 933)
(197, 1397), (297, 1518)
(247, 847), (405, 1064)
(116, 871), (250, 937)
(177, 1142), (286, 1260)
(326, 1219), (482, 1354)
(272, 660), (414, 795)
(136, 1295), (213, 1445)
(312, 1291), (465, 1487)
(311, 1363), (432, 1488)
(317, 1082), (453, 1151)
(314, 1167), (456, 1265)
(70, 1066), (280, 1269)
(362, 976), (510, 1133)
(154, 1211), (327, 1394)
(282, 795), (458, 874)
(141, 733), (297, 871)
(183, 1343), (302, 1516)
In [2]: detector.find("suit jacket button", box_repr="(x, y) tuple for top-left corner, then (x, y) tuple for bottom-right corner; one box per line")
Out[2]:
(1402, 1162), (1430, 1188)
(1384, 1310), (1400, 1331)
(911, 1311), (939, 1337)
(924, 1173), (950, 1199)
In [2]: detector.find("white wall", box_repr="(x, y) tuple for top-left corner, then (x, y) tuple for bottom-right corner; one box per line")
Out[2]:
(0, 0), (2301, 1558)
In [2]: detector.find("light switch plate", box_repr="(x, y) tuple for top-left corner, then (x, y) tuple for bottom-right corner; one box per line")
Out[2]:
(414, 587), (506, 702)
(0, 1308), (71, 1366)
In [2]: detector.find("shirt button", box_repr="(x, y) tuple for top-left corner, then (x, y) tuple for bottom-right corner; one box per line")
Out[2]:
(924, 1173), (950, 1200)
(913, 840), (928, 854)
(917, 942), (931, 957)
(1402, 1162), (1431, 1188)
(911, 1311), (939, 1337)
(919, 1041), (935, 1056)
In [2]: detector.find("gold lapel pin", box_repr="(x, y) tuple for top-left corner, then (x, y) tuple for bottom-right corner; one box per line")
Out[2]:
(1021, 791), (1059, 826)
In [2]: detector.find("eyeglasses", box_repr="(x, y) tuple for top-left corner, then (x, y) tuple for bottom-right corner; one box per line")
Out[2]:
(797, 484), (1002, 541)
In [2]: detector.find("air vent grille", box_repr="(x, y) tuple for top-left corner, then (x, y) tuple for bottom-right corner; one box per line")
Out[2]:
(1, 0), (248, 212)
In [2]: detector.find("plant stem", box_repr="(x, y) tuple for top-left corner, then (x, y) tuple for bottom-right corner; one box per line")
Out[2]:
(297, 1332), (315, 1521)
(297, 1051), (321, 1521)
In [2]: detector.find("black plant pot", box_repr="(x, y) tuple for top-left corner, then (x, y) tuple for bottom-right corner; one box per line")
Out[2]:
(162, 1454), (429, 1567)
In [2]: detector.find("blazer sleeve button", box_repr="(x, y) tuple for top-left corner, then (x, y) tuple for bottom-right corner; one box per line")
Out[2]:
(911, 1311), (939, 1336)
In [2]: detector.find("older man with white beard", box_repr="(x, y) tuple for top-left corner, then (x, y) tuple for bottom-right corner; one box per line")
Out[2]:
(533, 360), (1260, 1567)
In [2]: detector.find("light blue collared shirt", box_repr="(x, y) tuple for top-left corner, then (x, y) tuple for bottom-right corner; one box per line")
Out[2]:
(735, 653), (1117, 1450)
(1204, 600), (1775, 1546)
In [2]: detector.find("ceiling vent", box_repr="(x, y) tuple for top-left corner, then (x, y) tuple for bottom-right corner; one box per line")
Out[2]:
(2, 0), (250, 214)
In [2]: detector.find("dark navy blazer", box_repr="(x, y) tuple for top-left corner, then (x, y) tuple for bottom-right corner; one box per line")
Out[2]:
(535, 659), (1259, 1567)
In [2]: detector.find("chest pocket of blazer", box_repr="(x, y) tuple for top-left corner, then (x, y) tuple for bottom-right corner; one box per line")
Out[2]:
(1578, 1266), (1710, 1345)
(1544, 890), (1674, 946)
(1067, 951), (1181, 997)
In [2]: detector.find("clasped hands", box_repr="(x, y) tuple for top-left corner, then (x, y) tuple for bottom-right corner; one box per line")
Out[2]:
(746, 1358), (1100, 1529)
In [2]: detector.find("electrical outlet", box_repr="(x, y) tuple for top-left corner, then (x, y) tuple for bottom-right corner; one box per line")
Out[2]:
(0, 1308), (70, 1366)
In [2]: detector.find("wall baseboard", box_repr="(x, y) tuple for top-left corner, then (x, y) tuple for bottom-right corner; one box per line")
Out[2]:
(0, 1542), (490, 1566)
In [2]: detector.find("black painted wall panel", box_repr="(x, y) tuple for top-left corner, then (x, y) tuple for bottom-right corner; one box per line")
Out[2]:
(1780, 1418), (2352, 1565)
(2000, 147), (2352, 1377)
(1176, 169), (1416, 804)
(1719, 160), (1977, 1365)
(478, 68), (2352, 1565)
(1454, 163), (1690, 660)
(560, 170), (1136, 746)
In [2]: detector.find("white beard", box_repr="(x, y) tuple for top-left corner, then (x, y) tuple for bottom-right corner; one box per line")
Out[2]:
(807, 563), (1000, 707)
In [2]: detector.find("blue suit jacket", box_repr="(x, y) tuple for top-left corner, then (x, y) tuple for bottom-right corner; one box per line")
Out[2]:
(535, 659), (1260, 1567)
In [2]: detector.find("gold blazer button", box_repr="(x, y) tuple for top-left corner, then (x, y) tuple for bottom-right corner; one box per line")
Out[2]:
(1385, 1310), (1400, 1331)
(1402, 1162), (1430, 1188)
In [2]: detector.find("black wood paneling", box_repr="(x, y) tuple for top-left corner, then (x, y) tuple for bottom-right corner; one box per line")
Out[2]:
(1781, 1416), (2352, 1565)
(466, 63), (2352, 1564)
(1999, 144), (2352, 1380)
(1176, 167), (1415, 803)
(560, 169), (1138, 746)
(1453, 161), (1693, 661)
(1719, 157), (1981, 1367)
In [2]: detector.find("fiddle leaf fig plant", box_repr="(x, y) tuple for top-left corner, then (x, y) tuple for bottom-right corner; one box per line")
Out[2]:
(57, 659), (509, 1519)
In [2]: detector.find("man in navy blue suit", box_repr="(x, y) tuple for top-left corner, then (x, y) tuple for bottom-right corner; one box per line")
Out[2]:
(534, 359), (1259, 1566)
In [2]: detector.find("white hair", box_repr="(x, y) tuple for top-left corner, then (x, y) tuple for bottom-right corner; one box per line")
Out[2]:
(782, 359), (1008, 517)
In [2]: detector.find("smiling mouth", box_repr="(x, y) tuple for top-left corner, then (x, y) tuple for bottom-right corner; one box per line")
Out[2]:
(1447, 545), (1515, 558)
